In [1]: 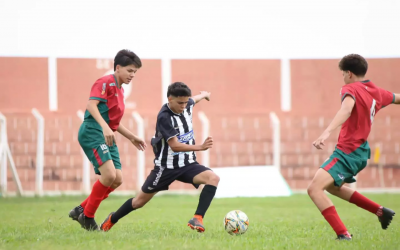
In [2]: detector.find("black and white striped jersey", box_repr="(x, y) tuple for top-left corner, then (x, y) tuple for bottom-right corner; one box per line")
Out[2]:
(152, 98), (197, 169)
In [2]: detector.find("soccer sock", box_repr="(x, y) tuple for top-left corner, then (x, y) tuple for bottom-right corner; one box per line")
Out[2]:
(195, 185), (217, 218)
(321, 206), (349, 236)
(80, 187), (115, 209)
(111, 198), (135, 223)
(349, 191), (383, 216)
(103, 187), (115, 200)
(83, 180), (110, 218)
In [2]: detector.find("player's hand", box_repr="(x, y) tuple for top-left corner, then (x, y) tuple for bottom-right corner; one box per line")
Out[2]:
(201, 136), (213, 150)
(103, 126), (116, 147)
(131, 137), (147, 151)
(200, 91), (211, 101)
(313, 131), (330, 150)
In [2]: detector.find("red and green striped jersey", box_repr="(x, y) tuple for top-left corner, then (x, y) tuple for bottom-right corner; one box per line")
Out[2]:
(337, 80), (395, 155)
(84, 74), (125, 131)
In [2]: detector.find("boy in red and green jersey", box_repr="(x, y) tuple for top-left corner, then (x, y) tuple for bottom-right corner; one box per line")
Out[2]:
(310, 54), (398, 240)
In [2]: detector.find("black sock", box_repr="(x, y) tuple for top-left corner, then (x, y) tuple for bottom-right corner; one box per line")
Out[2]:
(195, 185), (217, 218)
(77, 205), (84, 213)
(111, 198), (135, 223)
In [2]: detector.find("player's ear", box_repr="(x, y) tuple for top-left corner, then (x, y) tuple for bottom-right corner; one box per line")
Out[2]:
(115, 65), (120, 72)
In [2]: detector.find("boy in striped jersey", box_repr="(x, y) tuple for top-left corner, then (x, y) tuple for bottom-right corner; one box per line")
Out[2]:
(100, 82), (219, 233)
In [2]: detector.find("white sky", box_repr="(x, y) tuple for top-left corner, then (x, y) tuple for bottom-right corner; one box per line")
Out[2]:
(0, 0), (399, 59)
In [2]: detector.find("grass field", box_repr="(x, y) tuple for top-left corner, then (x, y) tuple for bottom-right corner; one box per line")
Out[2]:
(0, 193), (399, 250)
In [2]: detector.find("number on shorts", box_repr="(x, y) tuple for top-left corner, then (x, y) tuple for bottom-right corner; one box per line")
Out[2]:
(370, 99), (376, 123)
(100, 144), (108, 150)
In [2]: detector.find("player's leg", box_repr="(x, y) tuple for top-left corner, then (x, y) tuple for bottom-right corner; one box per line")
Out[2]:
(102, 145), (123, 199)
(77, 159), (117, 230)
(327, 183), (395, 229)
(100, 166), (175, 232)
(178, 164), (220, 232)
(307, 164), (351, 240)
(70, 146), (122, 217)
(100, 190), (158, 231)
(70, 170), (119, 222)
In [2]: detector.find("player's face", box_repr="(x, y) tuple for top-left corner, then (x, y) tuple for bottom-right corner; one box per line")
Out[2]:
(116, 65), (139, 84)
(168, 96), (189, 114)
(342, 70), (352, 84)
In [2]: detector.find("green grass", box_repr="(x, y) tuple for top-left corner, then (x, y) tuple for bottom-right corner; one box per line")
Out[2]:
(0, 193), (399, 250)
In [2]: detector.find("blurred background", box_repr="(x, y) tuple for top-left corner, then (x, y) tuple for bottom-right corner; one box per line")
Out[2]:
(1, 0), (400, 197)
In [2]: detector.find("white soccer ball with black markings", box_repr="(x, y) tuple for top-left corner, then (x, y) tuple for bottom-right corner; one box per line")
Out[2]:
(224, 210), (249, 235)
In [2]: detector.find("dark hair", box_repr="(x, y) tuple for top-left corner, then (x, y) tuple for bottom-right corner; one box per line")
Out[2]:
(114, 49), (142, 71)
(338, 54), (368, 77)
(167, 82), (192, 97)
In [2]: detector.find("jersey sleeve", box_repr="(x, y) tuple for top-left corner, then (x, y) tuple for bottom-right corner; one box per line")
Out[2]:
(89, 81), (108, 102)
(379, 87), (395, 107)
(188, 97), (195, 107)
(340, 85), (356, 102)
(158, 114), (179, 141)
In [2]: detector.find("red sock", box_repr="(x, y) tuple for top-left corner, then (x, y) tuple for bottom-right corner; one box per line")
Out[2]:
(349, 191), (382, 216)
(103, 187), (115, 200)
(80, 187), (115, 209)
(83, 180), (110, 218)
(80, 197), (89, 209)
(321, 206), (349, 236)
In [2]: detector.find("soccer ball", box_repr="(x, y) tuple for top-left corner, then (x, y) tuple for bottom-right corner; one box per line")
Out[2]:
(224, 210), (249, 235)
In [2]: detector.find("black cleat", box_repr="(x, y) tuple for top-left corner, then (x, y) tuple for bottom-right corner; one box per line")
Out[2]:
(336, 234), (352, 241)
(69, 207), (83, 221)
(78, 213), (99, 231)
(378, 207), (395, 230)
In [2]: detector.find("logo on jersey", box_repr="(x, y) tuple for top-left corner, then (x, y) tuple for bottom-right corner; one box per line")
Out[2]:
(177, 130), (194, 143)
(115, 93), (118, 97)
(109, 83), (116, 87)
(101, 83), (106, 95)
(100, 144), (109, 154)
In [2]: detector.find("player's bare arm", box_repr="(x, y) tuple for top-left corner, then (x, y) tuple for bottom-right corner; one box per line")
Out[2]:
(394, 93), (400, 104)
(117, 124), (147, 151)
(191, 91), (211, 104)
(168, 136), (213, 152)
(313, 96), (355, 150)
(86, 99), (115, 146)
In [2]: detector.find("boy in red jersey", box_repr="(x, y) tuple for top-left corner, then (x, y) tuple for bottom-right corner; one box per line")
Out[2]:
(68, 50), (147, 230)
(309, 54), (398, 240)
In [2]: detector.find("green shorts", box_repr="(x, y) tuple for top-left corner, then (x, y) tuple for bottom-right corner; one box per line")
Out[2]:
(78, 122), (121, 175)
(320, 144), (370, 187)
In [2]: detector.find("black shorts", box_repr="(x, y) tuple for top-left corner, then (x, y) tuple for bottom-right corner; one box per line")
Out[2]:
(141, 162), (211, 193)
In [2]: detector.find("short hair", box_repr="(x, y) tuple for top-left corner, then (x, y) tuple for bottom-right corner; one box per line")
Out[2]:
(338, 54), (368, 77)
(114, 49), (142, 71)
(167, 82), (192, 97)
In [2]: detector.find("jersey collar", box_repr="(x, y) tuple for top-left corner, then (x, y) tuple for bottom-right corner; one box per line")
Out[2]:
(167, 103), (182, 116)
(113, 74), (121, 89)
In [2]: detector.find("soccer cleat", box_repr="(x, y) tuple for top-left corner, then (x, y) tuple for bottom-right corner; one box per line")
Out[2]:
(378, 207), (395, 230)
(187, 217), (205, 233)
(77, 213), (99, 231)
(69, 206), (83, 221)
(100, 212), (116, 232)
(336, 234), (352, 241)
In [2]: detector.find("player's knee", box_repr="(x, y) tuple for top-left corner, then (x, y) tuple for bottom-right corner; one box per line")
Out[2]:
(131, 197), (147, 209)
(110, 179), (123, 189)
(307, 184), (317, 197)
(102, 171), (117, 186)
(207, 173), (220, 186)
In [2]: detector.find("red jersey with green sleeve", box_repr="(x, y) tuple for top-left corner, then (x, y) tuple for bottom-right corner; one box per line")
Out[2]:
(84, 74), (125, 131)
(337, 80), (395, 154)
